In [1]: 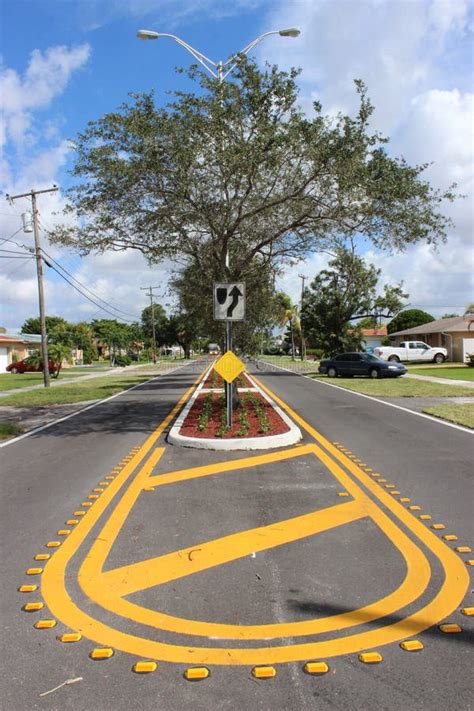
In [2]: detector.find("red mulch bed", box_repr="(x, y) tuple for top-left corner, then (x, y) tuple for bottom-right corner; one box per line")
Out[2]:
(180, 391), (290, 439)
(202, 370), (253, 389)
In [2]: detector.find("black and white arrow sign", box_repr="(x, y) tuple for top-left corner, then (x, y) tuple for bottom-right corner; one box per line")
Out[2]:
(213, 282), (246, 321)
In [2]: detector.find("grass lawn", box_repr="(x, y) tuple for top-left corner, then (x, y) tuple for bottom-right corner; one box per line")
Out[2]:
(0, 369), (110, 391)
(308, 374), (474, 398)
(0, 422), (24, 440)
(422, 403), (474, 429)
(407, 367), (474, 381)
(0, 373), (155, 407)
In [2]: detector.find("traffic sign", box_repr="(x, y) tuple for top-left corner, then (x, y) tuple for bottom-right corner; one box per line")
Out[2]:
(214, 283), (246, 321)
(214, 350), (245, 384)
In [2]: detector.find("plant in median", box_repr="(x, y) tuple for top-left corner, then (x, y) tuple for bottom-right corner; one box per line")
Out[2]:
(236, 399), (250, 436)
(197, 392), (213, 432)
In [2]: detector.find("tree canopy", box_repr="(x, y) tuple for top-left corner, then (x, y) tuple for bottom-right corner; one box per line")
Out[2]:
(51, 58), (455, 286)
(387, 308), (435, 334)
(301, 248), (407, 356)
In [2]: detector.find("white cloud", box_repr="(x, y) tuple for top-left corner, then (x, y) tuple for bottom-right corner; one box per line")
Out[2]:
(261, 0), (473, 320)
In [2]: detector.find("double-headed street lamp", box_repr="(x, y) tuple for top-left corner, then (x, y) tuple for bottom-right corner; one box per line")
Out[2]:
(137, 27), (300, 84)
(137, 26), (300, 424)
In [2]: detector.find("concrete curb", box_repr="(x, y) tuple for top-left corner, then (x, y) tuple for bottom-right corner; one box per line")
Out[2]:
(168, 372), (302, 451)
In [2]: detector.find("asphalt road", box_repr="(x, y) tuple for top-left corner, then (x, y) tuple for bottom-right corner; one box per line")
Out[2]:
(1, 360), (472, 711)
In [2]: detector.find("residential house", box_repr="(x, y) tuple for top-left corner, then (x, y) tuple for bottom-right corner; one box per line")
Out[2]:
(388, 316), (474, 362)
(361, 327), (388, 352)
(0, 331), (42, 372)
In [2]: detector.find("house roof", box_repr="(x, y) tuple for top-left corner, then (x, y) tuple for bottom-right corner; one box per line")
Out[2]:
(361, 327), (388, 337)
(0, 332), (42, 345)
(390, 316), (472, 336)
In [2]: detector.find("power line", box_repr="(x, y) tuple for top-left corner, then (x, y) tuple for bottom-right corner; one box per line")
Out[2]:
(40, 247), (139, 320)
(45, 261), (135, 323)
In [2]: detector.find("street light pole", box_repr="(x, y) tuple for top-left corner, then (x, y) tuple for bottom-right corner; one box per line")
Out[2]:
(137, 27), (301, 424)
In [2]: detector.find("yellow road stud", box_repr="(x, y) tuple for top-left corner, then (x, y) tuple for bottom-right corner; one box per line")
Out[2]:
(99, 482), (109, 486)
(73, 511), (86, 516)
(46, 541), (61, 548)
(390, 491), (400, 496)
(88, 495), (99, 500)
(419, 515), (432, 520)
(442, 534), (458, 541)
(82, 502), (93, 507)
(358, 652), (383, 664)
(466, 560), (474, 566)
(251, 666), (276, 679)
(34, 619), (56, 629)
(57, 530), (71, 536)
(400, 498), (410, 502)
(89, 647), (114, 660)
(409, 505), (421, 511)
(18, 584), (37, 593)
(377, 478), (387, 483)
(93, 488), (104, 493)
(400, 640), (423, 652)
(184, 667), (210, 680)
(144, 487), (155, 492)
(431, 524), (445, 530)
(371, 472), (380, 477)
(338, 492), (349, 497)
(132, 661), (158, 673)
(455, 546), (472, 553)
(439, 623), (461, 633)
(23, 602), (44, 612)
(385, 484), (395, 489)
(66, 520), (79, 526)
(59, 632), (82, 643)
(105, 476), (115, 480)
(461, 607), (474, 616)
(34, 554), (50, 561)
(304, 661), (329, 675)
(26, 567), (43, 575)
(364, 468), (373, 472)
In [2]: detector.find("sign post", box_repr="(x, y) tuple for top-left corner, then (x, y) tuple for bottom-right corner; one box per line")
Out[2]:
(213, 283), (246, 427)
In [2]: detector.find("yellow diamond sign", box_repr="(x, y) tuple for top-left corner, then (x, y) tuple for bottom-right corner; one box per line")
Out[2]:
(214, 351), (245, 384)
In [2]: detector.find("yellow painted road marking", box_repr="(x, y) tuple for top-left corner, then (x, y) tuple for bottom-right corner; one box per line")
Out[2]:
(39, 367), (469, 665)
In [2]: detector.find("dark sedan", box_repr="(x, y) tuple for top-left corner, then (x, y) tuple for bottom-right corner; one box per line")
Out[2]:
(318, 352), (407, 379)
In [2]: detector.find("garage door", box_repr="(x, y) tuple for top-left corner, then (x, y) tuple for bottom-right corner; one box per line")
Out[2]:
(0, 346), (8, 373)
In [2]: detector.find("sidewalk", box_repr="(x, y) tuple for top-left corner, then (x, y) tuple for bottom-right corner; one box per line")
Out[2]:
(404, 373), (474, 388)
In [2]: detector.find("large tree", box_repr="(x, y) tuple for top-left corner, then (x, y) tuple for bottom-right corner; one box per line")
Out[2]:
(140, 304), (168, 347)
(301, 248), (407, 356)
(51, 59), (455, 285)
(387, 309), (435, 334)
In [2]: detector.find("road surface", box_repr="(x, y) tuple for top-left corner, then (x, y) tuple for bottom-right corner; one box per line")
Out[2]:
(1, 360), (472, 710)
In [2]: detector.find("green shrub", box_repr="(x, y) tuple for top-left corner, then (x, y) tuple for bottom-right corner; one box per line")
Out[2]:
(115, 355), (132, 367)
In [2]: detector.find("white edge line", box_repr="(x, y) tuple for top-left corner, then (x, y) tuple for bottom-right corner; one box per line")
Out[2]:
(255, 359), (474, 436)
(0, 363), (190, 449)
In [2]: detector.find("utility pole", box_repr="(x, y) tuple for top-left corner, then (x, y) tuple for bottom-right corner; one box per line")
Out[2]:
(140, 286), (160, 363)
(299, 274), (307, 361)
(6, 186), (58, 388)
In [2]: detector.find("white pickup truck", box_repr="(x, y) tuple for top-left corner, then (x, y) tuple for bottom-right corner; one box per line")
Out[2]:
(373, 341), (447, 363)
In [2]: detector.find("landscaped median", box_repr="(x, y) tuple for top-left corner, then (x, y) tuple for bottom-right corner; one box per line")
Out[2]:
(168, 365), (301, 450)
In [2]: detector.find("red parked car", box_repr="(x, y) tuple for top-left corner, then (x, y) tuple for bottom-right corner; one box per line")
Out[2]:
(6, 357), (57, 374)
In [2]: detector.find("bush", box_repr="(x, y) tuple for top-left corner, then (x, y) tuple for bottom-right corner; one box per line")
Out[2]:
(114, 355), (132, 367)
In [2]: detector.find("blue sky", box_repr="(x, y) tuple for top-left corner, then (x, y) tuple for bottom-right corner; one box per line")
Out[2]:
(1, 0), (473, 330)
